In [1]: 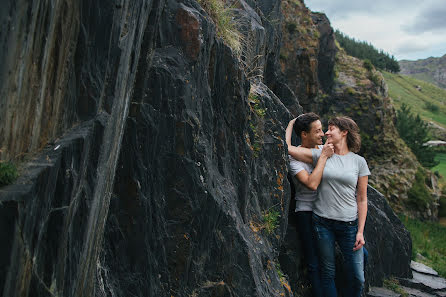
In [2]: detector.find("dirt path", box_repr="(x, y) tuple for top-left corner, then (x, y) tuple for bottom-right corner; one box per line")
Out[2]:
(439, 217), (446, 226)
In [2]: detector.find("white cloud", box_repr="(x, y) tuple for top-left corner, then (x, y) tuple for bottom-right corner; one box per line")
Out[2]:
(304, 0), (446, 60)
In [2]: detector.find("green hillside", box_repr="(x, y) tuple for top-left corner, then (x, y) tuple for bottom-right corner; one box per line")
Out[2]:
(383, 71), (446, 186)
(382, 71), (446, 128)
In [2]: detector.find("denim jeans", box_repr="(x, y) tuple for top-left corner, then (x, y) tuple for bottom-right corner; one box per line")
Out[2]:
(312, 214), (365, 297)
(296, 211), (323, 297)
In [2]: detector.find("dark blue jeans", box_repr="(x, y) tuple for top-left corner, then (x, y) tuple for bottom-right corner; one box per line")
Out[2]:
(312, 214), (365, 297)
(296, 211), (323, 297)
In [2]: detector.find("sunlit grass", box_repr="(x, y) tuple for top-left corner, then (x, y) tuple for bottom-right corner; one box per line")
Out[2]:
(399, 215), (446, 278)
(382, 71), (446, 128)
(432, 153), (446, 187)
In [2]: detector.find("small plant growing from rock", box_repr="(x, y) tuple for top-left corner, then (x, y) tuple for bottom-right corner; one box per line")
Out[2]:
(0, 161), (19, 187)
(249, 93), (267, 117)
(262, 209), (280, 234)
(286, 21), (297, 34)
(383, 278), (408, 297)
(368, 72), (381, 85)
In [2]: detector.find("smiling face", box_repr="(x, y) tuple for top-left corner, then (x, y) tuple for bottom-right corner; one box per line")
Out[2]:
(325, 124), (347, 144)
(302, 120), (324, 147)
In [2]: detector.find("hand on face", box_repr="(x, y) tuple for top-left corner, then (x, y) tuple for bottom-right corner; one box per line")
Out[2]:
(321, 141), (334, 158)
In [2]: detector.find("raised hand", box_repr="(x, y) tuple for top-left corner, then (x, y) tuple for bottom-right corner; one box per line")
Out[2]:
(321, 141), (334, 158)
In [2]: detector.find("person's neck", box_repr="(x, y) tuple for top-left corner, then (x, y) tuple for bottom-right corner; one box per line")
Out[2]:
(301, 141), (318, 149)
(334, 141), (349, 155)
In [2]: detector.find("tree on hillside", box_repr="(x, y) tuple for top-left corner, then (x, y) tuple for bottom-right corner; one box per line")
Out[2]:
(335, 30), (400, 73)
(396, 104), (438, 167)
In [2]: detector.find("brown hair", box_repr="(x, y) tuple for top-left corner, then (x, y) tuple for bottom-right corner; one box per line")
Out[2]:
(293, 112), (320, 137)
(328, 116), (361, 152)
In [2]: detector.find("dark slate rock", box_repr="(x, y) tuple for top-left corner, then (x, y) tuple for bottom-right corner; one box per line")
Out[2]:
(400, 286), (437, 297)
(364, 186), (413, 286)
(0, 0), (415, 296)
(0, 118), (105, 297)
(398, 271), (446, 292)
(411, 261), (439, 276)
(311, 12), (337, 94)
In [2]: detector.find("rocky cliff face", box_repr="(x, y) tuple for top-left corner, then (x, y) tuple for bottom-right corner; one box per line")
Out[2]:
(0, 0), (412, 296)
(399, 54), (446, 89)
(279, 0), (439, 219)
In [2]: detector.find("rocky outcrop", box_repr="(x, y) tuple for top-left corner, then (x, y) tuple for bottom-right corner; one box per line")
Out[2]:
(368, 261), (446, 297)
(364, 187), (412, 285)
(0, 0), (415, 296)
(0, 0), (297, 296)
(399, 54), (446, 90)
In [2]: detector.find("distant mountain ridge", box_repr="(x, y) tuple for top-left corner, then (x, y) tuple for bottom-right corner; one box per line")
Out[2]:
(399, 54), (446, 89)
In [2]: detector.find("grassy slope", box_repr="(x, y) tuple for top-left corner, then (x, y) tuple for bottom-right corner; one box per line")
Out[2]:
(382, 71), (446, 128)
(400, 215), (446, 278)
(383, 71), (446, 184)
(433, 152), (446, 187)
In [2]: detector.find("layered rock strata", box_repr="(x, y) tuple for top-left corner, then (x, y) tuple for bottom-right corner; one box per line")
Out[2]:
(0, 0), (414, 296)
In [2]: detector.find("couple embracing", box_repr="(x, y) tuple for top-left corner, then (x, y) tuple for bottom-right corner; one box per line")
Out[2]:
(286, 113), (369, 297)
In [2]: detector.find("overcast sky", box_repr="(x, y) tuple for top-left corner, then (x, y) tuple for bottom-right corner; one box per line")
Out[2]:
(303, 0), (446, 61)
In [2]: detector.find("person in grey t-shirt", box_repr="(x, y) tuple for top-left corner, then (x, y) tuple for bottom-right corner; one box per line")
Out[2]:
(286, 113), (334, 297)
(288, 116), (370, 297)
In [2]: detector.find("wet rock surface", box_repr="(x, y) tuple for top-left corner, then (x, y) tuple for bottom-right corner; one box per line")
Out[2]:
(368, 261), (446, 297)
(412, 261), (439, 277)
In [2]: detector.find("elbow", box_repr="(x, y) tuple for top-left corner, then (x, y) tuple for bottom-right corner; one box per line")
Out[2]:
(307, 184), (318, 191)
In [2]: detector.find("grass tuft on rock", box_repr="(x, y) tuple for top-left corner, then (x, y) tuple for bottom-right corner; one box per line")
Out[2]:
(383, 278), (408, 297)
(0, 161), (19, 186)
(262, 209), (280, 234)
(198, 0), (242, 55)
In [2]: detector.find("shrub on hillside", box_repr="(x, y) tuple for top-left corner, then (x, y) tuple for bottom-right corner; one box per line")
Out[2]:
(363, 59), (374, 71)
(407, 167), (432, 211)
(425, 102), (439, 113)
(396, 104), (439, 168)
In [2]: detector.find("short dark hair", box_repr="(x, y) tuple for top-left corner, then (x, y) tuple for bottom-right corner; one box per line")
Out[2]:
(293, 112), (320, 137)
(328, 116), (361, 152)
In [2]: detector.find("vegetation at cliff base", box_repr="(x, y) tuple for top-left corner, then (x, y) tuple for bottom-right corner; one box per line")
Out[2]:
(396, 104), (438, 168)
(433, 153), (446, 187)
(407, 167), (433, 211)
(334, 30), (400, 73)
(0, 161), (19, 187)
(400, 215), (446, 278)
(383, 278), (408, 297)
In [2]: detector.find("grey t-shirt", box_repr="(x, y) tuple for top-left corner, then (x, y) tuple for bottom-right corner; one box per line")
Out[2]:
(311, 149), (370, 222)
(288, 145), (323, 212)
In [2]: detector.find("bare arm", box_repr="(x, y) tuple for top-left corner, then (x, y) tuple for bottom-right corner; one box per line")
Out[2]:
(295, 143), (334, 190)
(286, 119), (313, 163)
(354, 175), (368, 251)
